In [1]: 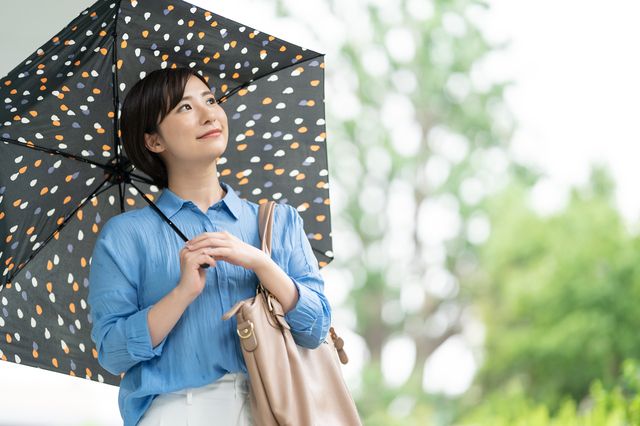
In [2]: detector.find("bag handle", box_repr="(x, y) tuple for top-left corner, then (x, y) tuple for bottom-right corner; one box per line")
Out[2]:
(257, 201), (277, 297)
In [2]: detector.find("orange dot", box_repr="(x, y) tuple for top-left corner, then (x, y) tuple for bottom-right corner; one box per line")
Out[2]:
(100, 48), (108, 55)
(314, 233), (323, 240)
(29, 110), (38, 117)
(239, 178), (249, 185)
(34, 160), (42, 167)
(12, 199), (21, 207)
(237, 144), (247, 151)
(26, 226), (35, 235)
(220, 169), (231, 176)
(117, 59), (123, 69)
(81, 257), (87, 268)
(316, 215), (326, 222)
(33, 349), (39, 359)
(40, 187), (49, 196)
(306, 100), (315, 106)
(126, 198), (135, 206)
(19, 166), (27, 174)
(36, 305), (43, 315)
(92, 349), (98, 359)
(52, 121), (60, 126)
(275, 168), (285, 176)
(73, 282), (79, 292)
(290, 142), (300, 149)
(230, 41), (237, 48)
(142, 30), (149, 38)
(46, 282), (53, 293)
(203, 57), (210, 64)
(295, 173), (306, 181)
(198, 32), (205, 39)
(232, 72), (240, 79)
(102, 144), (111, 151)
(5, 334), (12, 344)
(121, 40), (127, 49)
(92, 223), (99, 233)
(63, 196), (72, 205)
(188, 20), (195, 27)
(57, 93), (65, 100)
(69, 303), (76, 314)
(52, 358), (58, 368)
(55, 135), (64, 141)
(298, 127), (308, 133)
(0, 212), (4, 220)
(245, 129), (255, 137)
(65, 175), (73, 183)
(92, 88), (101, 95)
(311, 145), (320, 152)
(47, 260), (53, 271)
(279, 46), (287, 52)
(264, 164), (274, 171)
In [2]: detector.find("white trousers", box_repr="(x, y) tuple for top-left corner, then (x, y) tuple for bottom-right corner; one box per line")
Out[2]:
(138, 373), (254, 426)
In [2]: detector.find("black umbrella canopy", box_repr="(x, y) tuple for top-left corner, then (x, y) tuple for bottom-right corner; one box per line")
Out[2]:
(0, 0), (332, 385)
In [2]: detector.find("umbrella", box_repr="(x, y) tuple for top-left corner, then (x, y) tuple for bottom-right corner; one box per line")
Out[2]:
(0, 0), (332, 386)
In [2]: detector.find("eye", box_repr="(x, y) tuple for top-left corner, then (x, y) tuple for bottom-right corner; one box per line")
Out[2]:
(206, 97), (217, 105)
(178, 103), (192, 111)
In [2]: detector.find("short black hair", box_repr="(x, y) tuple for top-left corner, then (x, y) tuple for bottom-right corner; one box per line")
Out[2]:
(120, 67), (212, 189)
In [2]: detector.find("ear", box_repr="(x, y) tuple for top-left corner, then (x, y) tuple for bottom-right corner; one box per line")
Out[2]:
(144, 132), (165, 154)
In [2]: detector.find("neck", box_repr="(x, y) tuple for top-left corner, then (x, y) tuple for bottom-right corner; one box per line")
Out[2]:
(166, 162), (226, 211)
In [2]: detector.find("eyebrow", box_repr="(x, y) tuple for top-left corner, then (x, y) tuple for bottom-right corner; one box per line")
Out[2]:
(180, 90), (216, 101)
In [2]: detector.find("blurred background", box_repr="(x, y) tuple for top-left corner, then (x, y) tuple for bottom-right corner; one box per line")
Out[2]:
(2, 0), (640, 425)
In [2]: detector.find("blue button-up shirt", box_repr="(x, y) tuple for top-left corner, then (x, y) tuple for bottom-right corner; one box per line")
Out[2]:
(87, 181), (331, 426)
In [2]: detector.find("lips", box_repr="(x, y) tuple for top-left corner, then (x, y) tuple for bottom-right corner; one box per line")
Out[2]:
(198, 129), (222, 138)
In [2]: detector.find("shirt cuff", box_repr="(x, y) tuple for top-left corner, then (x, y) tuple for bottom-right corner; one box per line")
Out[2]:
(125, 305), (166, 360)
(284, 277), (321, 333)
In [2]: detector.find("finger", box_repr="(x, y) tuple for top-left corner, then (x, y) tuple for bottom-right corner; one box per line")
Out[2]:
(196, 251), (216, 267)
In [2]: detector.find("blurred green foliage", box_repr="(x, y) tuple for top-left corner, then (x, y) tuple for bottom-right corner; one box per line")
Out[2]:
(458, 359), (640, 425)
(457, 167), (640, 422)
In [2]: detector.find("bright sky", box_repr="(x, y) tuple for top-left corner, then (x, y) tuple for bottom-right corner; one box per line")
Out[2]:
(1, 0), (640, 423)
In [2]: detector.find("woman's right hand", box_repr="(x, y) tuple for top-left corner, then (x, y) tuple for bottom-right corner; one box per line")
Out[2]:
(176, 244), (216, 302)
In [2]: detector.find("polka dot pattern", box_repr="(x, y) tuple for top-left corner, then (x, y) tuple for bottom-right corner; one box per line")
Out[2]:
(0, 0), (332, 386)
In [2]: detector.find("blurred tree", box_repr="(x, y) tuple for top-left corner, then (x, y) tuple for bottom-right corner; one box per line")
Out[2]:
(272, 0), (517, 422)
(466, 166), (640, 410)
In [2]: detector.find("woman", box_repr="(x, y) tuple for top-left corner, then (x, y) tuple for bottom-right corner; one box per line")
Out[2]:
(87, 67), (332, 426)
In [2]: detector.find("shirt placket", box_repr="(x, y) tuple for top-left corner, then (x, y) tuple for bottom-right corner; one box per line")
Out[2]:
(203, 205), (231, 310)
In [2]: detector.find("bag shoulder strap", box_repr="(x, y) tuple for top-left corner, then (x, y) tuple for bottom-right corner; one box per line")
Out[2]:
(258, 200), (276, 256)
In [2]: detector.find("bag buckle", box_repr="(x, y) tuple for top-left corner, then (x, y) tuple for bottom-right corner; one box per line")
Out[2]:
(237, 321), (254, 339)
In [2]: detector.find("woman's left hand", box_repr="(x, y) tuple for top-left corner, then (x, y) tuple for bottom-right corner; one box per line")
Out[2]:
(185, 231), (267, 271)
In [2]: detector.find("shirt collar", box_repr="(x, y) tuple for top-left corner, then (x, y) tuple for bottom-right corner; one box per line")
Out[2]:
(155, 181), (241, 220)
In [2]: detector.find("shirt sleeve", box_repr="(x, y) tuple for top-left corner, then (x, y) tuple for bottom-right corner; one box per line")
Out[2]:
(87, 215), (167, 376)
(281, 205), (332, 349)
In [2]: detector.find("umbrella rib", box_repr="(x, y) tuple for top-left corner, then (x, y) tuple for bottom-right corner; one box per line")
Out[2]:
(2, 177), (115, 289)
(0, 136), (153, 183)
(0, 136), (116, 172)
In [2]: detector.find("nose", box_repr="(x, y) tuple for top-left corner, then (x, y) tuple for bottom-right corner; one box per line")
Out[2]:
(199, 104), (217, 125)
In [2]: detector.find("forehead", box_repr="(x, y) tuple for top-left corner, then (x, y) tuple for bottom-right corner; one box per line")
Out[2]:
(183, 75), (212, 94)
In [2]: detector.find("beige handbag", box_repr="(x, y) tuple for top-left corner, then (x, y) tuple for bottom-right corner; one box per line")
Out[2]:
(222, 201), (362, 426)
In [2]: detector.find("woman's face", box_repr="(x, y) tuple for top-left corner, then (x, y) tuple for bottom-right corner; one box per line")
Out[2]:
(144, 74), (229, 169)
